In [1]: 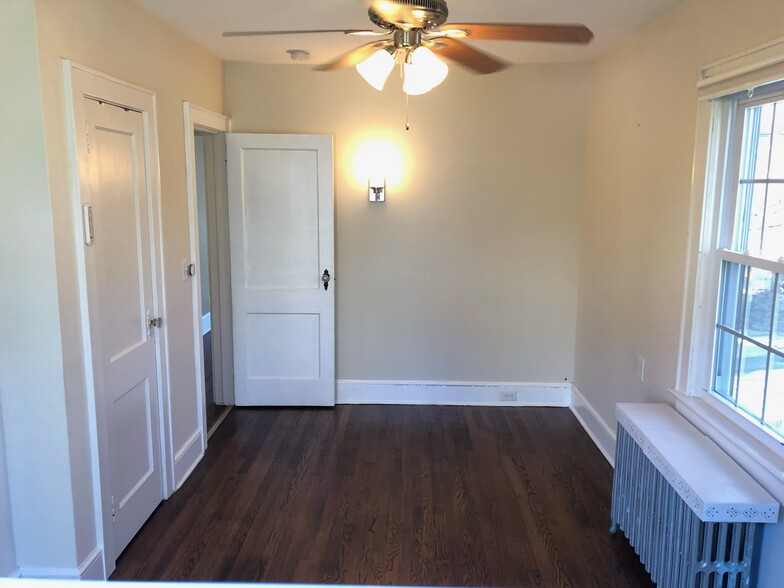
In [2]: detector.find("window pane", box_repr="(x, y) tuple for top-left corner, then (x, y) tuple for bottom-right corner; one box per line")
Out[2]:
(736, 341), (767, 420)
(768, 102), (784, 180)
(733, 183), (766, 254)
(774, 275), (784, 353)
(744, 267), (775, 345)
(713, 329), (740, 401)
(764, 353), (784, 437)
(717, 261), (747, 332)
(740, 102), (774, 181)
(761, 184), (784, 260)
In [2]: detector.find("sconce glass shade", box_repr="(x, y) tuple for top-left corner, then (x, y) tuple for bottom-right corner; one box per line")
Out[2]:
(403, 47), (448, 96)
(356, 48), (396, 91)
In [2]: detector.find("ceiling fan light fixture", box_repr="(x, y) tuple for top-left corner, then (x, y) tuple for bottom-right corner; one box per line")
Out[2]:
(356, 47), (396, 91)
(402, 46), (448, 95)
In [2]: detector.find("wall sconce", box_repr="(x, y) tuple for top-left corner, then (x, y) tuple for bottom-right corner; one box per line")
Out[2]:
(354, 139), (403, 202)
(368, 178), (386, 202)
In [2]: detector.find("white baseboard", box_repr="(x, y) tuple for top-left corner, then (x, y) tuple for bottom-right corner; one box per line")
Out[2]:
(202, 312), (211, 336)
(173, 430), (204, 491)
(569, 385), (616, 466)
(78, 546), (104, 580)
(336, 380), (572, 407)
(17, 566), (80, 579)
(17, 550), (102, 580)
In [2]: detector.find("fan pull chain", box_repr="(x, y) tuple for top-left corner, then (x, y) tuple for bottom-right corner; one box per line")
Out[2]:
(406, 94), (410, 131)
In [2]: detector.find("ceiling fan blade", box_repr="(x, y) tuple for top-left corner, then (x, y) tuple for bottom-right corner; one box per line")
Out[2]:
(440, 23), (594, 44)
(429, 38), (506, 75)
(223, 29), (384, 38)
(315, 40), (394, 71)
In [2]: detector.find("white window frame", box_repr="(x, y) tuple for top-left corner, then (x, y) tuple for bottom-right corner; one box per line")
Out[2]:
(675, 36), (784, 506)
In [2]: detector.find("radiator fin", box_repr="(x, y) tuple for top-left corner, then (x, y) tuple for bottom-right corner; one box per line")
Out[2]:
(612, 425), (757, 588)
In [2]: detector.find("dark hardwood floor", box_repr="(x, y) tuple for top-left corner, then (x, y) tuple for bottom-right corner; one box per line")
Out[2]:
(111, 406), (653, 587)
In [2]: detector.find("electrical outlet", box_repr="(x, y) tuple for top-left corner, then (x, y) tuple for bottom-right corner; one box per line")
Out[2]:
(500, 390), (518, 402)
(637, 356), (645, 382)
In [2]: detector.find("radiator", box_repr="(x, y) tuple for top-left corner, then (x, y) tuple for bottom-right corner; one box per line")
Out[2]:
(610, 404), (779, 588)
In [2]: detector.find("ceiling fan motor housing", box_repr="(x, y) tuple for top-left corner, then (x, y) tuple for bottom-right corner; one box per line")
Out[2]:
(369, 0), (449, 31)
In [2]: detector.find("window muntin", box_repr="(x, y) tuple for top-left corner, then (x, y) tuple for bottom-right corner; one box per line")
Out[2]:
(731, 98), (784, 259)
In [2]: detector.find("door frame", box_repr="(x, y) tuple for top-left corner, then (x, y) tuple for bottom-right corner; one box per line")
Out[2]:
(183, 103), (233, 449)
(63, 60), (171, 577)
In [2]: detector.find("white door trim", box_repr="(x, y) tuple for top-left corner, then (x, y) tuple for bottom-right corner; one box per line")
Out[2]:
(183, 103), (232, 456)
(62, 60), (171, 578)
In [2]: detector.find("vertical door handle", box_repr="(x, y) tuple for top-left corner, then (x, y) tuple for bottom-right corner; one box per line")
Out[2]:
(322, 269), (331, 291)
(82, 203), (94, 246)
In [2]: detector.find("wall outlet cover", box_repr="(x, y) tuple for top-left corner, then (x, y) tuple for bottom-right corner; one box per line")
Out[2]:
(500, 390), (518, 402)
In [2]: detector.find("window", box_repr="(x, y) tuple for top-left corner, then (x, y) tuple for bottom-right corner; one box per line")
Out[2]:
(678, 38), (784, 508)
(702, 84), (784, 441)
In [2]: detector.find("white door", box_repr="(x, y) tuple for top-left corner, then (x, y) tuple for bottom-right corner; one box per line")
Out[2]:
(82, 98), (164, 556)
(227, 134), (335, 406)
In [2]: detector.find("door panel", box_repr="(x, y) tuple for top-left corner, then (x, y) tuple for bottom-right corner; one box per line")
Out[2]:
(245, 313), (321, 379)
(242, 149), (320, 290)
(84, 98), (163, 557)
(227, 134), (335, 406)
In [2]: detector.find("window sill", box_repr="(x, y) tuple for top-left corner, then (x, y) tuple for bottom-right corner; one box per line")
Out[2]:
(669, 388), (784, 511)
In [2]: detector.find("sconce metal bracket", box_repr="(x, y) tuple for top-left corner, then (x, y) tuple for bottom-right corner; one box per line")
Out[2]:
(369, 181), (386, 202)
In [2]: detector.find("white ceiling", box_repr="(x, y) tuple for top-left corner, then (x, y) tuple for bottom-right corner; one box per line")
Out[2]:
(133, 0), (683, 65)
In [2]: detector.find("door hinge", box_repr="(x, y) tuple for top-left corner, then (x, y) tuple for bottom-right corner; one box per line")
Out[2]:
(85, 122), (91, 154)
(110, 495), (116, 523)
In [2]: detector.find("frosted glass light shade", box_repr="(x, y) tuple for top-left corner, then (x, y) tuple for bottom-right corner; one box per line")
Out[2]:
(356, 49), (396, 91)
(403, 47), (448, 96)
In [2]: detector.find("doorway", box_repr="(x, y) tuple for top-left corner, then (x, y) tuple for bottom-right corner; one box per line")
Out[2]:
(183, 104), (233, 442)
(194, 131), (230, 432)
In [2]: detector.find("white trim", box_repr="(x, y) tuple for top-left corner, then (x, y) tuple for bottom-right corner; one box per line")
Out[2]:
(16, 548), (102, 581)
(183, 102), (231, 460)
(17, 568), (80, 579)
(336, 380), (572, 406)
(207, 406), (232, 440)
(202, 312), (211, 336)
(173, 430), (204, 491)
(77, 547), (104, 580)
(676, 98), (732, 398)
(62, 60), (172, 578)
(569, 385), (616, 466)
(670, 389), (784, 514)
(718, 248), (784, 274)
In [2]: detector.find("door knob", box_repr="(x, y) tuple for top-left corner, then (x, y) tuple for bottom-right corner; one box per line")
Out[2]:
(322, 269), (331, 291)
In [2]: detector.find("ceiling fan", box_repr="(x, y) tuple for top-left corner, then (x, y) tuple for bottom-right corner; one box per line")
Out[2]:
(224, 0), (594, 95)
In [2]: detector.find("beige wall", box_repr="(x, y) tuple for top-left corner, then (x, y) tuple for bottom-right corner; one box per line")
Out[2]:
(574, 0), (784, 447)
(0, 0), (76, 571)
(225, 62), (590, 385)
(573, 0), (784, 583)
(1, 0), (223, 572)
